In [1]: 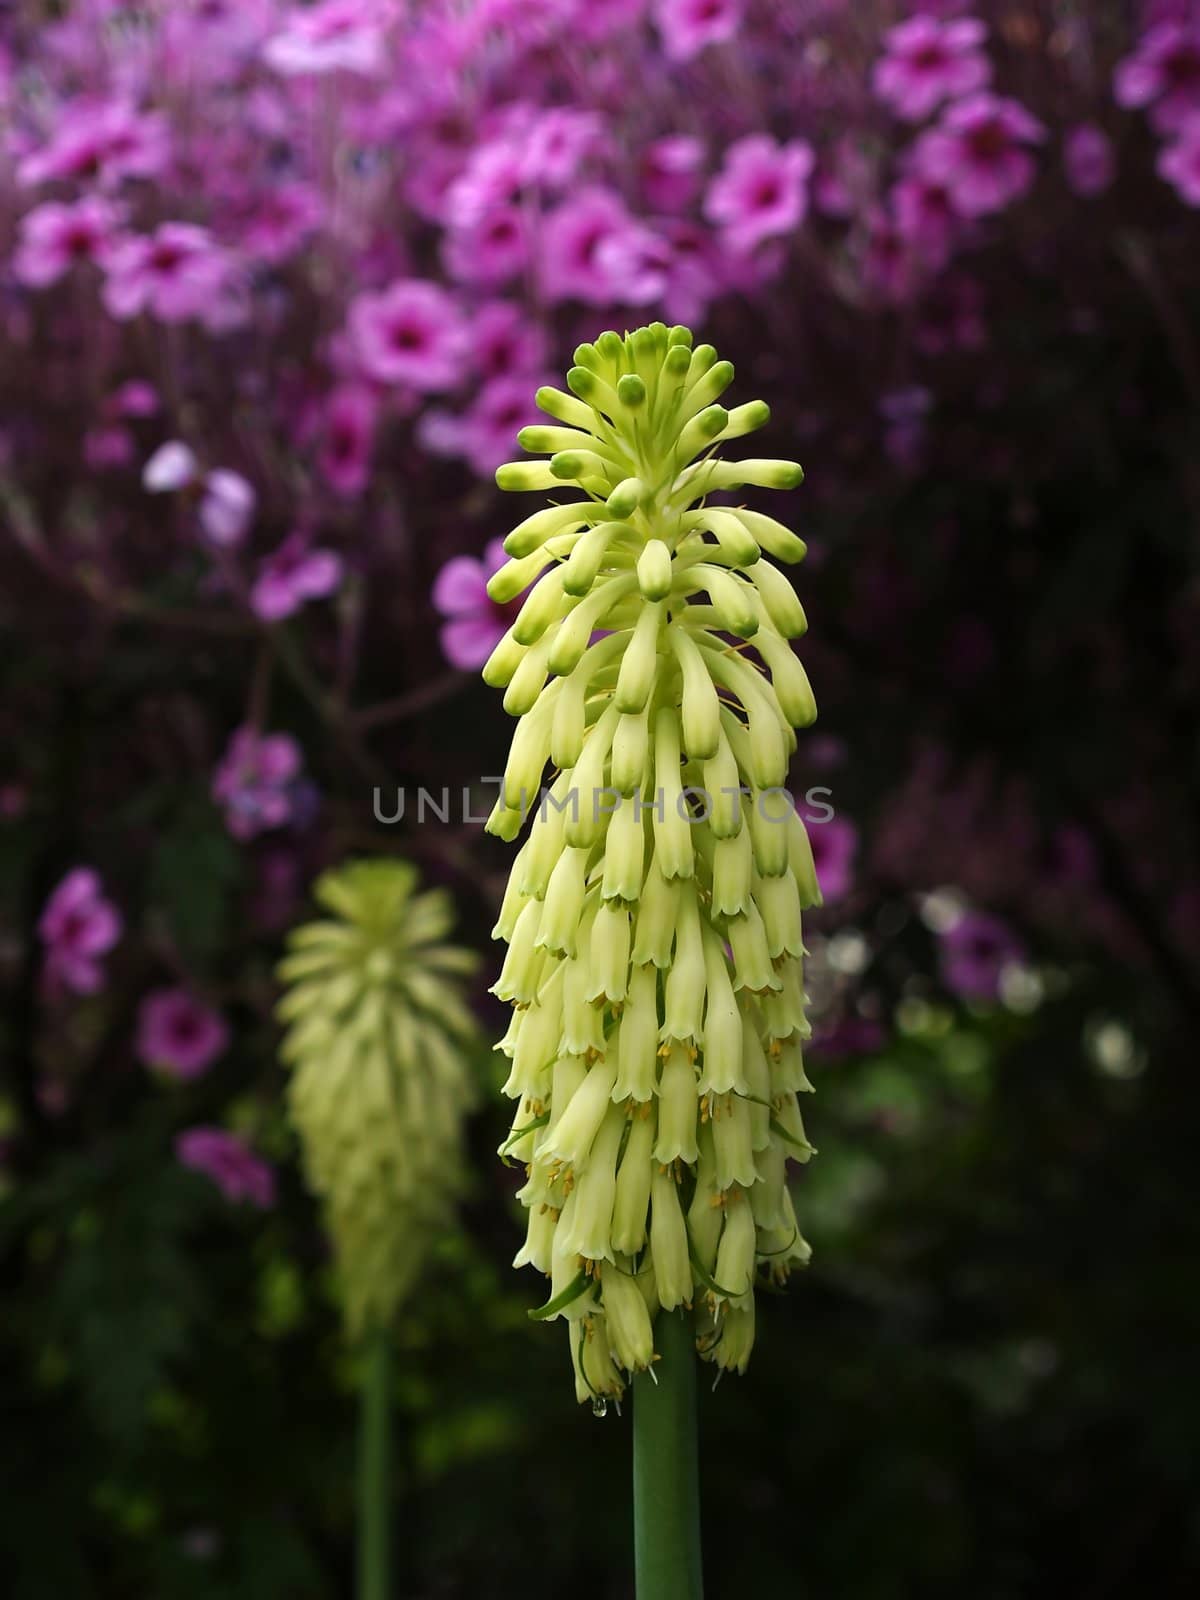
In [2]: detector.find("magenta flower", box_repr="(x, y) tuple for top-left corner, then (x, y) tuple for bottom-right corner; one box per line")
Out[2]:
(102, 223), (230, 325)
(348, 279), (466, 390)
(198, 469), (256, 547)
(13, 197), (122, 288)
(704, 135), (815, 254)
(137, 988), (229, 1080)
(263, 0), (395, 77)
(1115, 22), (1200, 134)
(423, 376), (546, 480)
(251, 534), (343, 622)
(175, 1127), (275, 1208)
(872, 14), (991, 123)
(237, 181), (324, 265)
(38, 868), (122, 996)
(656, 0), (742, 63)
(540, 187), (634, 305)
(1158, 114), (1200, 203)
(892, 170), (958, 265)
(595, 221), (672, 306)
(212, 727), (304, 840)
(639, 135), (705, 212)
(1063, 124), (1116, 196)
(18, 100), (170, 189)
(914, 93), (1045, 217)
(432, 537), (519, 668)
(318, 385), (377, 497)
(442, 203), (529, 287)
(938, 910), (1025, 1002)
(471, 300), (549, 382)
(807, 815), (858, 902)
(522, 107), (603, 189)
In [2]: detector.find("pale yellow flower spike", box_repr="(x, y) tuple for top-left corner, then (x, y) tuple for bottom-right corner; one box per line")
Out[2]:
(486, 323), (819, 1404)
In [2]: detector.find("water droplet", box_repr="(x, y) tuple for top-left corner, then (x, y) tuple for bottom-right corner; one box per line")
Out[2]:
(591, 1397), (608, 1419)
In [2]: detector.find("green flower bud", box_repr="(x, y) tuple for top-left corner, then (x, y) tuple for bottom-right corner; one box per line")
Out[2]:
(486, 326), (821, 1399)
(277, 861), (477, 1337)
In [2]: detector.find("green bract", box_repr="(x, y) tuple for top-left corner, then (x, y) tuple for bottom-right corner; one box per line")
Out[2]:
(486, 324), (820, 1405)
(276, 860), (478, 1337)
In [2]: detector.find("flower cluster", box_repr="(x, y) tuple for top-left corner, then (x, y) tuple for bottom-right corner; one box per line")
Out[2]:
(484, 326), (817, 1402)
(276, 859), (478, 1334)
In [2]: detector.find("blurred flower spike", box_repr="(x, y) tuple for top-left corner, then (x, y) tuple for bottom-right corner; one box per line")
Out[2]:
(484, 323), (819, 1405)
(276, 860), (478, 1337)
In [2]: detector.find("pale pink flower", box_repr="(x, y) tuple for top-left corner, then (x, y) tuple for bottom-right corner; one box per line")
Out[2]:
(212, 727), (304, 840)
(348, 280), (466, 390)
(656, 0), (742, 63)
(198, 470), (256, 547)
(263, 0), (395, 77)
(18, 100), (170, 189)
(102, 224), (231, 325)
(250, 534), (343, 621)
(432, 538), (518, 668)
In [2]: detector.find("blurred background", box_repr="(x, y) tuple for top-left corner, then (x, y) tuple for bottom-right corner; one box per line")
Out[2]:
(2, 1), (1199, 1595)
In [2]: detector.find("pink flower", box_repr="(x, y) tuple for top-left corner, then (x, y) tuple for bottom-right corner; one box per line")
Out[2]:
(471, 300), (549, 382)
(540, 187), (634, 305)
(212, 727), (304, 840)
(892, 170), (959, 265)
(199, 469), (256, 547)
(595, 221), (672, 306)
(13, 197), (122, 288)
(442, 203), (529, 287)
(1158, 113), (1200, 203)
(1115, 22), (1200, 134)
(639, 135), (705, 212)
(1063, 123), (1116, 196)
(237, 182), (324, 265)
(806, 816), (857, 902)
(704, 135), (814, 254)
(318, 385), (377, 496)
(432, 538), (520, 668)
(872, 14), (991, 123)
(175, 1127), (275, 1208)
(938, 910), (1025, 1002)
(423, 377), (546, 480)
(102, 223), (230, 325)
(522, 108), (603, 188)
(18, 100), (170, 189)
(143, 440), (199, 492)
(656, 0), (742, 63)
(914, 93), (1045, 217)
(137, 988), (229, 1080)
(263, 0), (395, 77)
(251, 534), (343, 621)
(84, 426), (135, 470)
(38, 868), (122, 995)
(348, 279), (466, 390)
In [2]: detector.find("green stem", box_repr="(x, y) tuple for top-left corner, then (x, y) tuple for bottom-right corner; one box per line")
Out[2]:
(358, 1327), (393, 1600)
(633, 1308), (704, 1600)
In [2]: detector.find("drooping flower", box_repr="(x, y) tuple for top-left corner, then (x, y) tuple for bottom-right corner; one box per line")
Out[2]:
(143, 440), (199, 493)
(276, 859), (478, 1333)
(18, 100), (170, 189)
(485, 324), (817, 1400)
(655, 0), (742, 62)
(198, 469), (257, 547)
(872, 14), (991, 123)
(263, 0), (395, 77)
(212, 727), (304, 840)
(175, 1127), (276, 1208)
(1115, 21), (1200, 134)
(38, 868), (123, 996)
(1158, 113), (1200, 203)
(914, 93), (1045, 217)
(251, 534), (343, 622)
(137, 988), (229, 1079)
(348, 279), (466, 390)
(102, 223), (231, 325)
(13, 197), (123, 288)
(704, 135), (815, 254)
(938, 909), (1025, 1001)
(432, 537), (516, 668)
(1063, 124), (1116, 196)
